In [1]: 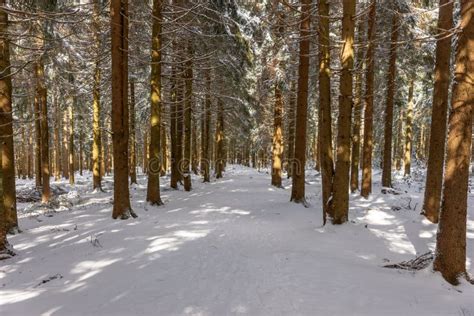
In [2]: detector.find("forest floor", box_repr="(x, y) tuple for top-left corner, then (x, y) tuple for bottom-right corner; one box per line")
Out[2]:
(1, 165), (474, 316)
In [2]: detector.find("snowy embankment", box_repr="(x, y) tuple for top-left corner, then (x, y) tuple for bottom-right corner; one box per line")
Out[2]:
(1, 165), (474, 315)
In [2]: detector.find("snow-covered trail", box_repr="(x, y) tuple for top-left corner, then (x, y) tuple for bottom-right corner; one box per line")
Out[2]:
(1, 166), (474, 316)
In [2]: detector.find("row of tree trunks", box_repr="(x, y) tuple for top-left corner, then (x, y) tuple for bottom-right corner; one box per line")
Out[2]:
(215, 99), (225, 179)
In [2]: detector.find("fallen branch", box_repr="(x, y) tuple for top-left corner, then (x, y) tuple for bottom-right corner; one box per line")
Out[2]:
(383, 252), (433, 271)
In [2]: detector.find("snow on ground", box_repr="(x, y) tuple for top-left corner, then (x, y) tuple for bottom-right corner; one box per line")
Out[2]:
(1, 165), (474, 316)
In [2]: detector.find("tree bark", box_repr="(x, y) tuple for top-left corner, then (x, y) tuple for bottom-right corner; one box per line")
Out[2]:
(271, 83), (283, 187)
(290, 0), (310, 203)
(332, 0), (356, 224)
(404, 78), (414, 176)
(318, 0), (334, 220)
(92, 0), (102, 190)
(146, 0), (164, 204)
(110, 0), (135, 219)
(381, 13), (399, 189)
(433, 0), (473, 285)
(0, 2), (17, 232)
(422, 0), (453, 223)
(201, 69), (211, 183)
(129, 79), (137, 184)
(215, 100), (225, 179)
(183, 44), (193, 190)
(350, 14), (365, 193)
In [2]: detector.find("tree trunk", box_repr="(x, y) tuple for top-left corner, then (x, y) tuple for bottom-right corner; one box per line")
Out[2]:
(129, 79), (137, 184)
(422, 0), (453, 223)
(34, 84), (42, 189)
(286, 82), (296, 178)
(290, 0), (310, 203)
(201, 69), (211, 183)
(404, 78), (414, 176)
(215, 100), (225, 179)
(350, 15), (365, 193)
(183, 44), (193, 190)
(271, 83), (283, 187)
(146, 0), (164, 204)
(110, 0), (135, 219)
(54, 95), (61, 181)
(0, 3), (17, 232)
(68, 76), (75, 185)
(92, 0), (102, 190)
(36, 61), (50, 204)
(332, 0), (356, 224)
(318, 0), (334, 220)
(381, 13), (399, 189)
(433, 0), (473, 285)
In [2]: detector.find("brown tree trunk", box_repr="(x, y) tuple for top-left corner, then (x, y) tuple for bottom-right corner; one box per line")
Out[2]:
(422, 0), (453, 223)
(381, 13), (399, 189)
(201, 69), (211, 183)
(146, 0), (164, 204)
(286, 82), (296, 178)
(36, 61), (50, 204)
(404, 78), (414, 176)
(129, 79), (137, 184)
(215, 100), (225, 179)
(271, 83), (283, 187)
(290, 0), (310, 204)
(111, 0), (135, 219)
(68, 78), (75, 185)
(34, 84), (42, 189)
(433, 0), (473, 285)
(170, 66), (179, 189)
(318, 0), (334, 220)
(332, 0), (356, 224)
(350, 16), (365, 193)
(92, 0), (102, 190)
(0, 3), (17, 232)
(360, 0), (376, 198)
(183, 44), (193, 190)
(54, 95), (61, 181)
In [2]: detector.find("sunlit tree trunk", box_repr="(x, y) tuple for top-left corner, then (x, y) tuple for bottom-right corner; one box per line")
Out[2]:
(0, 2), (17, 232)
(422, 0), (453, 223)
(433, 0), (473, 285)
(291, 0), (310, 203)
(381, 13), (399, 189)
(360, 0), (376, 198)
(146, 0), (164, 203)
(92, 0), (102, 190)
(332, 0), (356, 224)
(111, 0), (135, 219)
(271, 83), (283, 187)
(350, 17), (365, 193)
(54, 95), (61, 181)
(318, 0), (334, 220)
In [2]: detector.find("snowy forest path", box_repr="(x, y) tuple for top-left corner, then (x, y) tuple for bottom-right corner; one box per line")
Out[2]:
(1, 166), (474, 315)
